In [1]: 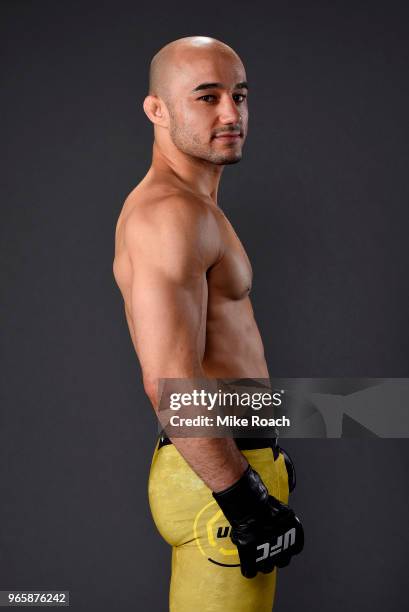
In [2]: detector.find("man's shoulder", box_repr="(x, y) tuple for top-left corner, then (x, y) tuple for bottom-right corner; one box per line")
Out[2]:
(121, 188), (222, 268)
(123, 188), (218, 246)
(129, 188), (212, 223)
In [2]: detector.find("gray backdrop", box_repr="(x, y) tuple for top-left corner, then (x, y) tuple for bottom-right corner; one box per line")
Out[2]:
(1, 1), (408, 610)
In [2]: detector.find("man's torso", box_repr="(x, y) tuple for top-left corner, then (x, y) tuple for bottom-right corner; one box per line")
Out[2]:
(113, 176), (268, 379)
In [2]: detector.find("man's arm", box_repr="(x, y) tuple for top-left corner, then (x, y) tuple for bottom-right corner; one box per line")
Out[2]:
(125, 196), (248, 491)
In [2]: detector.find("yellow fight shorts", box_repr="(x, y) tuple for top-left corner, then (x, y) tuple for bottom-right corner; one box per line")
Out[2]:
(148, 440), (290, 612)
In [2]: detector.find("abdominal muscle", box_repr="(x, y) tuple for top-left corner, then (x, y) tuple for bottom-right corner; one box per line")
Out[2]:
(202, 296), (269, 379)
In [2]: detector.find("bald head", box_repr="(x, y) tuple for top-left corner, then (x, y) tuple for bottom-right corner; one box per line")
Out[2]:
(148, 36), (243, 103)
(144, 36), (248, 166)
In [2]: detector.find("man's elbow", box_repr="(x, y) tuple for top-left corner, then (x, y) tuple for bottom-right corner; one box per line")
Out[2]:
(142, 376), (159, 410)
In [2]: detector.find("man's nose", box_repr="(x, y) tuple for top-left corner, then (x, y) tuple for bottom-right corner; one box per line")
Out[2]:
(218, 95), (241, 124)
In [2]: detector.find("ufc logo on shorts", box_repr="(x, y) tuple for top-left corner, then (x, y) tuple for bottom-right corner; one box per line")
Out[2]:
(255, 528), (296, 563)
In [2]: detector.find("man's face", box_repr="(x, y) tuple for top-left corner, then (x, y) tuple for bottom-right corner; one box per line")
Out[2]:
(165, 51), (248, 165)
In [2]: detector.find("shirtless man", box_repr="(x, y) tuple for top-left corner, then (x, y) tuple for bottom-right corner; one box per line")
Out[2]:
(113, 36), (303, 612)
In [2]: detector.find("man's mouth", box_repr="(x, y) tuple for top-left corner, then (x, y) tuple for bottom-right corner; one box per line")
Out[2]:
(214, 132), (242, 140)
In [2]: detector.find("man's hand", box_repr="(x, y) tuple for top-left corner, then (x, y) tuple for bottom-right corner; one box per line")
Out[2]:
(213, 465), (304, 578)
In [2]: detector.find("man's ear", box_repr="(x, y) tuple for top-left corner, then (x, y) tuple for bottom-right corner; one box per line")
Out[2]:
(143, 95), (169, 127)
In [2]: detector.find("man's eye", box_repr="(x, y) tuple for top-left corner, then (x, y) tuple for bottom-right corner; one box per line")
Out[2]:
(233, 94), (247, 103)
(198, 95), (217, 103)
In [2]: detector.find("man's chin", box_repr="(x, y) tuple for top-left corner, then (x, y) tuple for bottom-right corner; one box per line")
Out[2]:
(213, 153), (243, 166)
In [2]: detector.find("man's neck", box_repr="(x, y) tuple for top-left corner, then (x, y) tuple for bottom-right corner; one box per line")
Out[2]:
(151, 141), (223, 204)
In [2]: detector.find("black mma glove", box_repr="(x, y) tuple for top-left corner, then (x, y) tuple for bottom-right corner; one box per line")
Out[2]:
(212, 465), (304, 578)
(279, 446), (297, 493)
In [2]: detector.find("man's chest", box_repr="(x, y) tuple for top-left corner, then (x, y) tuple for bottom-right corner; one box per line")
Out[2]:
(208, 214), (253, 301)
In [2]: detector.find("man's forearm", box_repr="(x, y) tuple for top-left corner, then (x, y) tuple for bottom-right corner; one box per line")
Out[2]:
(168, 436), (248, 492)
(147, 376), (249, 492)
